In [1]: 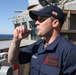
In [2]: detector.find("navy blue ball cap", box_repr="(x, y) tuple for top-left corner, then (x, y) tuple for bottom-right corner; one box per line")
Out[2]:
(29, 5), (65, 24)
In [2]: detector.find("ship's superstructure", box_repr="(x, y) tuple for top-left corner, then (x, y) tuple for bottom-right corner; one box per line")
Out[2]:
(13, 0), (76, 45)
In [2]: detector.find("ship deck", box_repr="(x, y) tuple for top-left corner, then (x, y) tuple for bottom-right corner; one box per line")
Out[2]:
(0, 39), (36, 50)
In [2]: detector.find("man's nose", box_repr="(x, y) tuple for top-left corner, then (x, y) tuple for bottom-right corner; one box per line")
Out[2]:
(35, 20), (40, 26)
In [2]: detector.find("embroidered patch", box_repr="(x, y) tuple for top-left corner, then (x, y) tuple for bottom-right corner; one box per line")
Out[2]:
(44, 56), (58, 66)
(52, 11), (58, 16)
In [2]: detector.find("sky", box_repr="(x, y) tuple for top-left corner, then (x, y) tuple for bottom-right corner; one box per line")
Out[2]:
(0, 0), (28, 34)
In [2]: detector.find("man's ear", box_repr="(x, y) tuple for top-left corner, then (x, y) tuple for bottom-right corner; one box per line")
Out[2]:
(52, 19), (59, 27)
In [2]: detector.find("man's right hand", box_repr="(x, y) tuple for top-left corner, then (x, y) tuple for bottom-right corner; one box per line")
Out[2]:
(13, 25), (32, 41)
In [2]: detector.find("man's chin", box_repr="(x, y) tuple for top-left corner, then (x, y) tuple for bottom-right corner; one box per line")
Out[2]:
(37, 34), (43, 37)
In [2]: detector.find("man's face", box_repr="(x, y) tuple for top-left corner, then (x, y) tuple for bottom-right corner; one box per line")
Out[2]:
(35, 16), (54, 37)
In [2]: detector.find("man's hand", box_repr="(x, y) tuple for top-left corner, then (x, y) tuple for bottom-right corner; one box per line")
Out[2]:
(14, 25), (32, 40)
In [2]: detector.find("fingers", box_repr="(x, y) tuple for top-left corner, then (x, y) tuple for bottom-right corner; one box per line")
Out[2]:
(15, 25), (26, 34)
(14, 25), (32, 40)
(15, 25), (32, 36)
(20, 25), (26, 33)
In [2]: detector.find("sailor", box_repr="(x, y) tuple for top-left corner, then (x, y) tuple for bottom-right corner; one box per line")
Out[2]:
(8, 5), (76, 75)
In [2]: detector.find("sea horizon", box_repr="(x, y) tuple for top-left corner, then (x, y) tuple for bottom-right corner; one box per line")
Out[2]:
(0, 34), (13, 41)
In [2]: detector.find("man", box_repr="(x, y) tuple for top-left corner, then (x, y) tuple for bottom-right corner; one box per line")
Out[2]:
(8, 5), (76, 75)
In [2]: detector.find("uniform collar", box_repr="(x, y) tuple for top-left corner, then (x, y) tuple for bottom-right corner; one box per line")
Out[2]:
(38, 35), (62, 54)
(45, 35), (62, 50)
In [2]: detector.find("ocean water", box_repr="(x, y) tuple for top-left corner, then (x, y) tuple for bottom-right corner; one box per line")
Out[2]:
(0, 34), (13, 41)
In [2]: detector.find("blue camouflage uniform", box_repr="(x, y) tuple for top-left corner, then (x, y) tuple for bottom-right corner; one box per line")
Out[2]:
(19, 35), (76, 75)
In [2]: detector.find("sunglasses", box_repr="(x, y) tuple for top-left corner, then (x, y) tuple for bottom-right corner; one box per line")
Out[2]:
(37, 16), (50, 22)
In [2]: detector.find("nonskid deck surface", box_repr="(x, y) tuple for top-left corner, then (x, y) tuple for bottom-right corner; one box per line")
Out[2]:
(0, 39), (36, 50)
